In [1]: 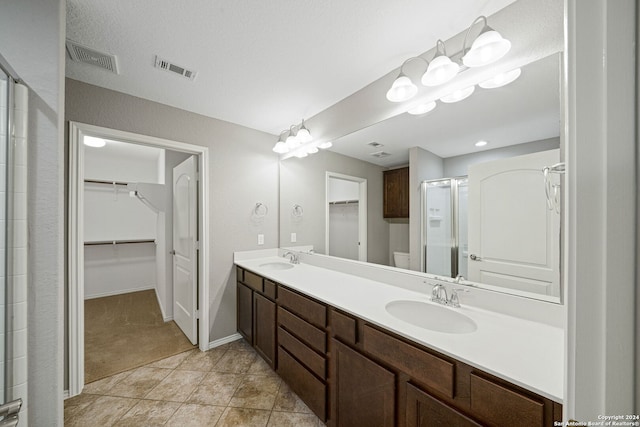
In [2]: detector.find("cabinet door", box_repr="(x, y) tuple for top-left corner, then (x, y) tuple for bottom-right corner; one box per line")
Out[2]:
(331, 339), (395, 427)
(406, 383), (481, 427)
(237, 282), (253, 343)
(253, 292), (276, 367)
(383, 167), (409, 218)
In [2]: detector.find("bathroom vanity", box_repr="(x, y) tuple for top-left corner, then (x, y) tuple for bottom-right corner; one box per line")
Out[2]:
(234, 252), (563, 427)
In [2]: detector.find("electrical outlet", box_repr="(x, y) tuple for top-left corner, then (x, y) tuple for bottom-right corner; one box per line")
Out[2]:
(257, 234), (264, 245)
(291, 232), (297, 243)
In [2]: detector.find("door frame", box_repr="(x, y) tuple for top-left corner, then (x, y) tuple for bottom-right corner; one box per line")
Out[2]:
(68, 121), (210, 397)
(325, 172), (367, 261)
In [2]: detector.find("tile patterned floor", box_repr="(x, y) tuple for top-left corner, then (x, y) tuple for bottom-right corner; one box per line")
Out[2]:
(65, 339), (324, 426)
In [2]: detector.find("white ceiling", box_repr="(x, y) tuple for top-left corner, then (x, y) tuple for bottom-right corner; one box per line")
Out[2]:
(331, 53), (561, 167)
(65, 0), (517, 135)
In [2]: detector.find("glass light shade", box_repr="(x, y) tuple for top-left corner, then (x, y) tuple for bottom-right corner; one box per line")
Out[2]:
(318, 141), (333, 149)
(440, 86), (475, 103)
(294, 151), (308, 158)
(421, 55), (459, 86)
(479, 68), (521, 89)
(297, 127), (312, 143)
(462, 29), (511, 67)
(285, 132), (299, 149)
(407, 101), (437, 115)
(306, 145), (319, 154)
(272, 141), (289, 154)
(386, 75), (418, 102)
(83, 136), (106, 147)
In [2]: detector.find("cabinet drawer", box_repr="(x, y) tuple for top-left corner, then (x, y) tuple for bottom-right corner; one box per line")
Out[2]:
(406, 382), (481, 427)
(278, 347), (327, 421)
(263, 279), (277, 299)
(363, 325), (454, 398)
(243, 270), (263, 292)
(470, 373), (544, 427)
(278, 327), (326, 379)
(278, 307), (326, 354)
(277, 286), (326, 328)
(330, 309), (357, 345)
(236, 267), (244, 283)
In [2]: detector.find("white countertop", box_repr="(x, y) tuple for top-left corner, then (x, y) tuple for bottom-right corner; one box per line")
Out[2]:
(234, 255), (564, 403)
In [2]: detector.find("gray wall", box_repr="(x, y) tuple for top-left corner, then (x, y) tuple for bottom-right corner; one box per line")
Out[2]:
(0, 0), (65, 424)
(65, 79), (280, 347)
(280, 149), (389, 266)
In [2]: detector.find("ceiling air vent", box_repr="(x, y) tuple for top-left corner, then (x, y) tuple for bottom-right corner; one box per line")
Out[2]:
(154, 56), (197, 81)
(66, 40), (119, 74)
(367, 141), (384, 148)
(370, 151), (391, 158)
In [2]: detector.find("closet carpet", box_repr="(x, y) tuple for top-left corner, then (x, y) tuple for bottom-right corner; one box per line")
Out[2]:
(85, 290), (196, 384)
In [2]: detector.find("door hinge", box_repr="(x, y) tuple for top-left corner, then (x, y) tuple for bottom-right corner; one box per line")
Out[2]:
(195, 240), (200, 250)
(194, 309), (199, 319)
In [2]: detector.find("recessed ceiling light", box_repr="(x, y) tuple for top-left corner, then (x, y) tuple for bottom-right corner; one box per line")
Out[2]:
(407, 101), (437, 115)
(475, 140), (488, 147)
(84, 136), (106, 148)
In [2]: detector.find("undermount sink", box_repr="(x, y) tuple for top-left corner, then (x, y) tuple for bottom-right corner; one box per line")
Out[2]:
(385, 300), (477, 334)
(258, 262), (295, 271)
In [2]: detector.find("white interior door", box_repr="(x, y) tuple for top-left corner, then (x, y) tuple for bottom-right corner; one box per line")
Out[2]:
(173, 156), (198, 344)
(467, 149), (560, 296)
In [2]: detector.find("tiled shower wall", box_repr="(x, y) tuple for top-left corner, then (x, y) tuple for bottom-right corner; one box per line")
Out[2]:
(6, 82), (28, 424)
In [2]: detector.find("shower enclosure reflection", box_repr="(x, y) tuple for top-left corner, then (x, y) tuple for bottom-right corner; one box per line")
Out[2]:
(421, 177), (468, 279)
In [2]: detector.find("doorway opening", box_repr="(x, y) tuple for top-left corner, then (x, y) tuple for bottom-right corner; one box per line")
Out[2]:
(68, 122), (210, 397)
(325, 172), (367, 261)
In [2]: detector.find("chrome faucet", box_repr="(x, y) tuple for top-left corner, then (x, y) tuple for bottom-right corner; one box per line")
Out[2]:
(431, 283), (467, 308)
(283, 251), (299, 264)
(431, 284), (448, 305)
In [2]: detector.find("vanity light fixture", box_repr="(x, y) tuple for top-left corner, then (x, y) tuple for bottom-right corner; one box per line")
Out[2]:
(306, 145), (319, 154)
(296, 119), (312, 143)
(84, 136), (107, 147)
(272, 130), (290, 154)
(440, 85), (475, 103)
(462, 16), (511, 68)
(407, 101), (437, 115)
(318, 141), (333, 149)
(285, 125), (300, 149)
(421, 40), (459, 87)
(479, 67), (521, 89)
(475, 140), (488, 147)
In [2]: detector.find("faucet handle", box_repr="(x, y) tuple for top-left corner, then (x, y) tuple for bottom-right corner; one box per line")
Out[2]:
(448, 287), (470, 308)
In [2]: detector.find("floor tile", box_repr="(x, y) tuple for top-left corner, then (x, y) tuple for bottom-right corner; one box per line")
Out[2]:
(112, 399), (180, 427)
(107, 366), (171, 398)
(217, 407), (271, 427)
(225, 338), (254, 352)
(273, 382), (313, 413)
(267, 411), (322, 427)
(82, 369), (133, 395)
(147, 349), (195, 369)
(229, 374), (282, 410)
(186, 371), (244, 406)
(145, 369), (206, 402)
(247, 355), (278, 376)
(176, 345), (228, 371)
(213, 349), (257, 373)
(64, 393), (99, 421)
(165, 403), (226, 426)
(65, 395), (138, 427)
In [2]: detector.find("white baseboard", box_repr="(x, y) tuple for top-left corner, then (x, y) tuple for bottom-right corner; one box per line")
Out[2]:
(63, 390), (70, 400)
(84, 285), (155, 300)
(208, 333), (242, 350)
(163, 315), (174, 322)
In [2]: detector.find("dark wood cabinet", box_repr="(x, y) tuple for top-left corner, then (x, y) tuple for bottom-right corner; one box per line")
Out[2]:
(236, 267), (562, 427)
(236, 282), (253, 343)
(331, 339), (396, 427)
(383, 167), (409, 218)
(253, 292), (276, 366)
(406, 383), (481, 427)
(236, 268), (276, 368)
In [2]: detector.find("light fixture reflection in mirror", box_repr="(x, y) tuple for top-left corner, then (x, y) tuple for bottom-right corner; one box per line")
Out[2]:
(408, 101), (437, 116)
(440, 86), (475, 103)
(479, 68), (522, 89)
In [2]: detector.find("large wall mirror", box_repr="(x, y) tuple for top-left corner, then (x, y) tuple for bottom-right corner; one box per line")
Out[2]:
(279, 2), (564, 304)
